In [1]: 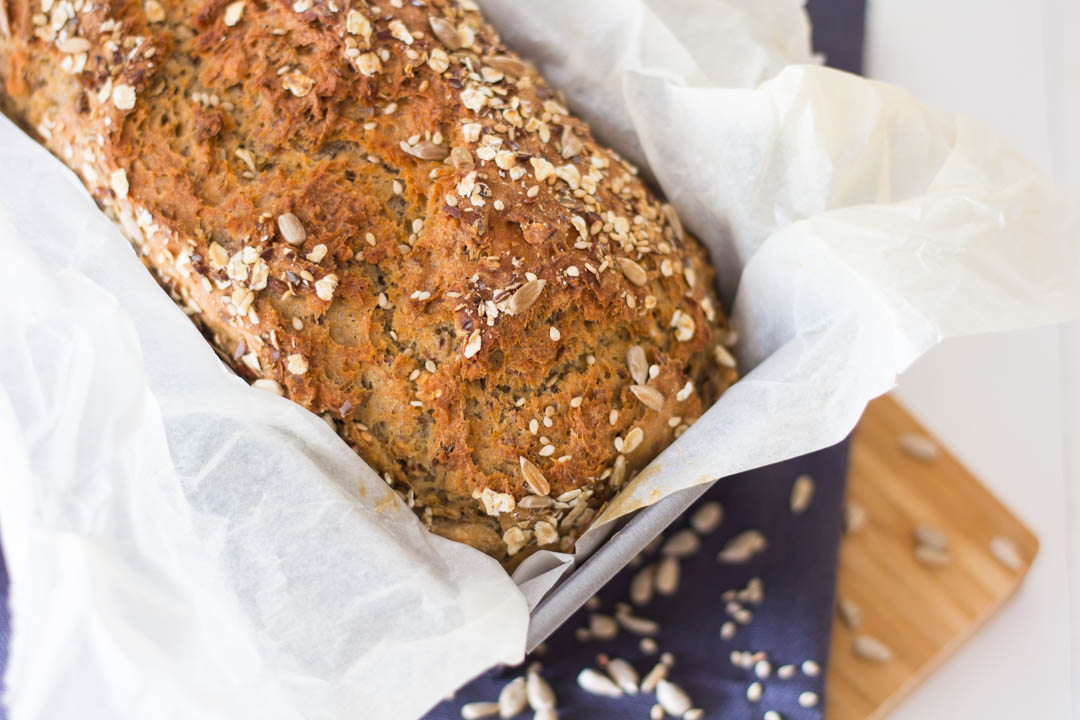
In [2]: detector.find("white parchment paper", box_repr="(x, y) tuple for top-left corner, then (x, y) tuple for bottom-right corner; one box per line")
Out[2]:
(1, 0), (1078, 718)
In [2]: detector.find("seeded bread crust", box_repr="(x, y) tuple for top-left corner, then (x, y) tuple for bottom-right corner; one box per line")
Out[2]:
(0, 0), (737, 567)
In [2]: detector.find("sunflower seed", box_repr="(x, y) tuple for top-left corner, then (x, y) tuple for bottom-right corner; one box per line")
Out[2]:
(519, 495), (553, 510)
(754, 660), (772, 679)
(713, 344), (736, 368)
(626, 345), (649, 385)
(690, 501), (724, 534)
(402, 140), (450, 161)
(913, 523), (949, 552)
(764, 712), (782, 720)
(801, 659), (820, 676)
(526, 671), (556, 710)
(746, 681), (763, 702)
(744, 577), (765, 605)
(837, 598), (862, 629)
(915, 544), (951, 567)
(623, 426), (644, 454)
(59, 36), (91, 53)
(656, 681), (692, 716)
(798, 691), (819, 708)
(577, 668), (622, 698)
(662, 203), (684, 241)
(486, 55), (528, 78)
(649, 704), (664, 720)
(684, 710), (704, 720)
(720, 621), (736, 640)
(630, 564), (655, 606)
(519, 456), (550, 496)
(429, 15), (462, 48)
(617, 257), (648, 286)
(661, 529), (700, 558)
(252, 378), (283, 395)
(640, 662), (668, 693)
(589, 613), (618, 641)
(853, 634), (893, 662)
(844, 501), (867, 533)
(277, 212), (306, 245)
(605, 658), (639, 694)
(899, 432), (939, 462)
(616, 612), (660, 636)
(460, 702), (499, 719)
(498, 677), (526, 718)
(630, 384), (665, 412)
(990, 535), (1023, 570)
(717, 530), (767, 564)
(777, 664), (796, 679)
(655, 556), (680, 596)
(509, 279), (545, 314)
(790, 474), (814, 514)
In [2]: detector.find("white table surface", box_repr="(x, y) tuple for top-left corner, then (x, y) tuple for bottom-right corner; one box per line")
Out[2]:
(864, 0), (1079, 717)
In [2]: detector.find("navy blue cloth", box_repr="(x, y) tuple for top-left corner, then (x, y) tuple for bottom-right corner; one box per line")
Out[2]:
(0, 3), (864, 717)
(423, 440), (850, 720)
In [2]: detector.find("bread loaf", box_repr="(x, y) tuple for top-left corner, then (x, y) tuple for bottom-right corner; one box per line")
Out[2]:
(0, 0), (737, 567)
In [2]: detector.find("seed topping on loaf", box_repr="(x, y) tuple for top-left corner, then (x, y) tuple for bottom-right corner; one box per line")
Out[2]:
(1, 0), (738, 567)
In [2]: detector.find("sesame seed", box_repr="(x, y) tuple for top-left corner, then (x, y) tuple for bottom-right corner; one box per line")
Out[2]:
(549, 327), (561, 341)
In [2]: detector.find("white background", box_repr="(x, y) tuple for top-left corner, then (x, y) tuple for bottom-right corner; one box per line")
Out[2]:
(865, 0), (1079, 717)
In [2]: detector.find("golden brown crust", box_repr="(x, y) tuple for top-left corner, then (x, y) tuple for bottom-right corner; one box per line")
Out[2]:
(0, 0), (737, 567)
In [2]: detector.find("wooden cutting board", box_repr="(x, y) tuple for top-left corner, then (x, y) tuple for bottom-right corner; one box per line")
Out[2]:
(825, 395), (1038, 719)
